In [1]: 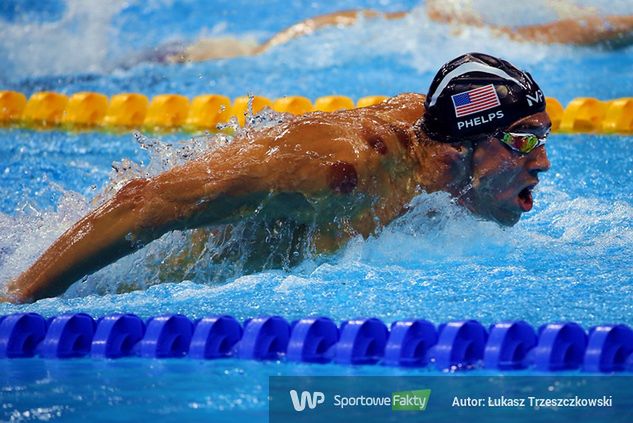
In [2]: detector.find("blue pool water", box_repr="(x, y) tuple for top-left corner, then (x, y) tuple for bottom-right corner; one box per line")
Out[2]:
(1, 0), (632, 421)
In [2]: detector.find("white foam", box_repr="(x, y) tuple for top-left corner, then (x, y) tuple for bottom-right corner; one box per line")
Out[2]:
(0, 104), (300, 297)
(0, 0), (126, 77)
(0, 188), (90, 289)
(3, 0), (629, 78)
(263, 2), (574, 77)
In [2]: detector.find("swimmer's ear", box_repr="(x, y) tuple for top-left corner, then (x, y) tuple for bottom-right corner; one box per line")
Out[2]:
(445, 141), (475, 186)
(447, 142), (474, 161)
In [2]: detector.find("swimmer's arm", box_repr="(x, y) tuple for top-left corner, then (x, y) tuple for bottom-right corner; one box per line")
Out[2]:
(426, 0), (633, 46)
(294, 5), (633, 47)
(4, 143), (330, 303)
(505, 15), (633, 46)
(4, 178), (160, 303)
(255, 9), (406, 54)
(174, 9), (406, 62)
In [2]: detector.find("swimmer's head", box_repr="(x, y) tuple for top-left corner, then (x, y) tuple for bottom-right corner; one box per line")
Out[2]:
(421, 52), (546, 142)
(419, 53), (551, 226)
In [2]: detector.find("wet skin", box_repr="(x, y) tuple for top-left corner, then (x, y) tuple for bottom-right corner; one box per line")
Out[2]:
(460, 112), (552, 226)
(2, 95), (550, 303)
(3, 94), (427, 302)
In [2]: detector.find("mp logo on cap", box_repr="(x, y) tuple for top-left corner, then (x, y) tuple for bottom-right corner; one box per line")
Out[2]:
(526, 90), (544, 107)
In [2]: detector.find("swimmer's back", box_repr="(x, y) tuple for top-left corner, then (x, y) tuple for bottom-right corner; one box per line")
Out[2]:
(233, 92), (426, 168)
(209, 93), (426, 198)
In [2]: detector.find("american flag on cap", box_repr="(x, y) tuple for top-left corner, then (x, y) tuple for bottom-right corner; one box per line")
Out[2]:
(451, 84), (500, 118)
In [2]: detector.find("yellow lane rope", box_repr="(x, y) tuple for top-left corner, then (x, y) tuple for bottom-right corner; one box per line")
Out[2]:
(0, 90), (631, 134)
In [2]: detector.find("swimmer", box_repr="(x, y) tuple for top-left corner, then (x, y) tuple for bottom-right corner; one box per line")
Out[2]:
(1, 52), (551, 303)
(160, 0), (633, 63)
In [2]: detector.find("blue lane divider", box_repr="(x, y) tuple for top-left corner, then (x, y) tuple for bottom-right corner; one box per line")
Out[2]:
(189, 315), (242, 359)
(383, 319), (436, 367)
(1, 312), (633, 373)
(39, 313), (95, 359)
(287, 317), (339, 363)
(334, 318), (389, 365)
(583, 324), (633, 373)
(91, 314), (145, 359)
(430, 320), (487, 369)
(236, 316), (290, 360)
(484, 320), (537, 370)
(532, 322), (587, 371)
(139, 314), (193, 358)
(0, 312), (47, 358)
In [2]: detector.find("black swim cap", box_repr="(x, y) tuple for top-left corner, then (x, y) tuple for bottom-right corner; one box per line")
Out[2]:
(422, 52), (546, 142)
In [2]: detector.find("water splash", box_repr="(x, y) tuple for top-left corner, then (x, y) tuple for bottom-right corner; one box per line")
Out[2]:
(0, 101), (303, 296)
(1, 123), (631, 325)
(4, 176), (630, 328)
(4, 1), (632, 82)
(69, 106), (314, 296)
(0, 188), (90, 286)
(95, 130), (229, 204)
(254, 4), (566, 94)
(0, 0), (127, 79)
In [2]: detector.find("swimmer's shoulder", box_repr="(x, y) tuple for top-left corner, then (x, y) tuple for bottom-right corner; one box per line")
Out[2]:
(385, 92), (426, 106)
(365, 92), (426, 125)
(265, 92), (424, 129)
(232, 92), (426, 157)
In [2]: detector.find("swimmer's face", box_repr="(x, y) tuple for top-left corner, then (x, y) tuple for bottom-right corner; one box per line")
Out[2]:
(464, 112), (551, 226)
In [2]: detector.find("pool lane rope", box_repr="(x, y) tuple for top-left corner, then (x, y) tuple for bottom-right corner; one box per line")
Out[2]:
(1, 312), (633, 373)
(0, 90), (632, 134)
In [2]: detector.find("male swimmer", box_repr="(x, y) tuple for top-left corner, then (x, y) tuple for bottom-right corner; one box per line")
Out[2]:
(2, 53), (551, 303)
(160, 0), (633, 62)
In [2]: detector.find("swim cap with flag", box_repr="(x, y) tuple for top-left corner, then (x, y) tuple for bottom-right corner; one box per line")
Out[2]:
(422, 52), (546, 142)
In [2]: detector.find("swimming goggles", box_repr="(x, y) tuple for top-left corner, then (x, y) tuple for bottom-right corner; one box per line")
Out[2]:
(496, 130), (548, 154)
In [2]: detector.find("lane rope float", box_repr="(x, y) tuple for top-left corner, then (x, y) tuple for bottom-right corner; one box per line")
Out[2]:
(1, 312), (632, 373)
(0, 90), (631, 134)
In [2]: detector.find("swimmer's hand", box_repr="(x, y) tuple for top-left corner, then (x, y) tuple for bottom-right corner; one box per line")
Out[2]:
(0, 295), (10, 303)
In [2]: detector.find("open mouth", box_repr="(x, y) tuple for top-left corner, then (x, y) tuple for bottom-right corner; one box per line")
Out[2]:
(517, 185), (535, 212)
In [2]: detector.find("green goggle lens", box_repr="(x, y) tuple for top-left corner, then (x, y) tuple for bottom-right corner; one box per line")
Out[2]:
(499, 131), (546, 154)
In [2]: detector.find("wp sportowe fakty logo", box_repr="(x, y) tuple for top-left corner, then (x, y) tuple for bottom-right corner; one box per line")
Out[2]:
(289, 390), (326, 412)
